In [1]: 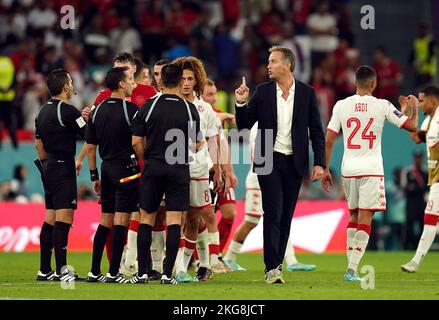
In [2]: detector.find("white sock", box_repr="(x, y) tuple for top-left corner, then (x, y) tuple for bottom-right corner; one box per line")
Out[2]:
(284, 236), (298, 266)
(223, 240), (242, 262)
(124, 229), (137, 268)
(197, 229), (210, 268)
(151, 231), (165, 273)
(347, 224), (357, 262)
(208, 232), (220, 266)
(412, 225), (437, 265)
(348, 228), (370, 273)
(175, 246), (186, 273)
(183, 239), (196, 271)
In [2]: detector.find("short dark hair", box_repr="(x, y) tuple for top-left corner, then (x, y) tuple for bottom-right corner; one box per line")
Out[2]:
(355, 65), (377, 87)
(155, 58), (171, 67)
(161, 63), (183, 88)
(105, 67), (129, 91)
(113, 52), (135, 65)
(419, 86), (439, 101)
(47, 69), (70, 96)
(134, 58), (143, 79)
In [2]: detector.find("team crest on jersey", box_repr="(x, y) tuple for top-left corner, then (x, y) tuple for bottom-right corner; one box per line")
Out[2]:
(197, 105), (204, 112)
(393, 110), (403, 118)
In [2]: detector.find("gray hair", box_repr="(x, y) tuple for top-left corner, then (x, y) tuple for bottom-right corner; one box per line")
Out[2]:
(268, 46), (295, 73)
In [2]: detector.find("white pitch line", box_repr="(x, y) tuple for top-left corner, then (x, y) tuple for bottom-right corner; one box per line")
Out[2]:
(0, 297), (53, 300)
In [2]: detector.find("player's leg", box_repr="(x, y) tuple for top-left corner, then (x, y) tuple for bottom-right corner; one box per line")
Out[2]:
(347, 210), (359, 262)
(184, 207), (202, 270)
(44, 158), (82, 281)
(122, 210), (140, 273)
(341, 177), (360, 261)
(131, 163), (163, 283)
(105, 212), (131, 283)
(37, 209), (56, 280)
(161, 211), (182, 284)
(346, 176), (385, 281)
(223, 218), (258, 271)
(53, 208), (78, 281)
(197, 217), (212, 273)
(191, 180), (214, 281)
(174, 211), (188, 280)
(160, 172), (189, 285)
(203, 205), (221, 269)
(89, 163), (115, 281)
(88, 213), (113, 282)
(402, 184), (439, 272)
(217, 189), (237, 253)
(132, 209), (157, 283)
(106, 175), (138, 283)
(149, 205), (167, 280)
(346, 209), (373, 278)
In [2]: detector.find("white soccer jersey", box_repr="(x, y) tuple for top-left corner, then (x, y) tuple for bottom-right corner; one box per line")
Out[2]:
(327, 94), (408, 177)
(189, 95), (219, 178)
(421, 109), (439, 150)
(245, 122), (260, 189)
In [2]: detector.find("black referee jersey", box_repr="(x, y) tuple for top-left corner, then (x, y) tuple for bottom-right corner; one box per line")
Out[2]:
(35, 98), (86, 210)
(132, 93), (201, 212)
(132, 93), (201, 164)
(35, 98), (86, 158)
(85, 98), (138, 160)
(85, 97), (140, 214)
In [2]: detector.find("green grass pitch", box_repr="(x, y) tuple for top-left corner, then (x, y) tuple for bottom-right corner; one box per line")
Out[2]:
(1, 252), (438, 300)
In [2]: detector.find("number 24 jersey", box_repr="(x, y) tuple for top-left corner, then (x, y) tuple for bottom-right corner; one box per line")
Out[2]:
(327, 94), (408, 177)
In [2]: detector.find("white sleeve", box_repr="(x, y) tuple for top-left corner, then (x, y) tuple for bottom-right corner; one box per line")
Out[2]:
(420, 116), (430, 132)
(204, 104), (219, 138)
(327, 102), (341, 134)
(384, 100), (408, 128)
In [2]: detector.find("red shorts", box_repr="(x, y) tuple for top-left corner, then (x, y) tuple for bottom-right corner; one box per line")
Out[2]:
(218, 188), (236, 206)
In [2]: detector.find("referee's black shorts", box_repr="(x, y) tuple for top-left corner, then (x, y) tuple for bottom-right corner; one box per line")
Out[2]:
(42, 157), (77, 210)
(140, 159), (189, 212)
(100, 159), (139, 213)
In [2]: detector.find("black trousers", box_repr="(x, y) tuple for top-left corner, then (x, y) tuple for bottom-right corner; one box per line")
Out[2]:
(257, 152), (303, 272)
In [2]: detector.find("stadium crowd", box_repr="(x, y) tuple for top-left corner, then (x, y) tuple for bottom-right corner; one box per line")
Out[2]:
(0, 0), (437, 261)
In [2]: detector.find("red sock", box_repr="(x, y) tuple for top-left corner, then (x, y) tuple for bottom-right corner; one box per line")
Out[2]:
(105, 228), (113, 263)
(209, 244), (220, 255)
(129, 220), (140, 232)
(153, 224), (166, 232)
(193, 249), (199, 260)
(218, 217), (234, 253)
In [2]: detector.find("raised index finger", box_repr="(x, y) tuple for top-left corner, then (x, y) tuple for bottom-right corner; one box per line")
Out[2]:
(242, 76), (246, 87)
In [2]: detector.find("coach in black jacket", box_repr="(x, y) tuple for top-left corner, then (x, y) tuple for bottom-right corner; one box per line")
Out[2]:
(235, 46), (326, 284)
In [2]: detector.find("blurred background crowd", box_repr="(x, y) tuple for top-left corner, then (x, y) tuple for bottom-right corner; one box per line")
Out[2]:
(0, 0), (438, 251)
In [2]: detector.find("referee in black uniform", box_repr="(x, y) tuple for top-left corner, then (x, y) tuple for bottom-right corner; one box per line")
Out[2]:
(85, 67), (139, 283)
(35, 69), (86, 282)
(131, 63), (202, 284)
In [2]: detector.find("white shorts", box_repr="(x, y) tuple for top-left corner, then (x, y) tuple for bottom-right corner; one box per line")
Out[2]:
(245, 188), (263, 217)
(425, 183), (439, 216)
(342, 176), (386, 211)
(190, 178), (211, 208)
